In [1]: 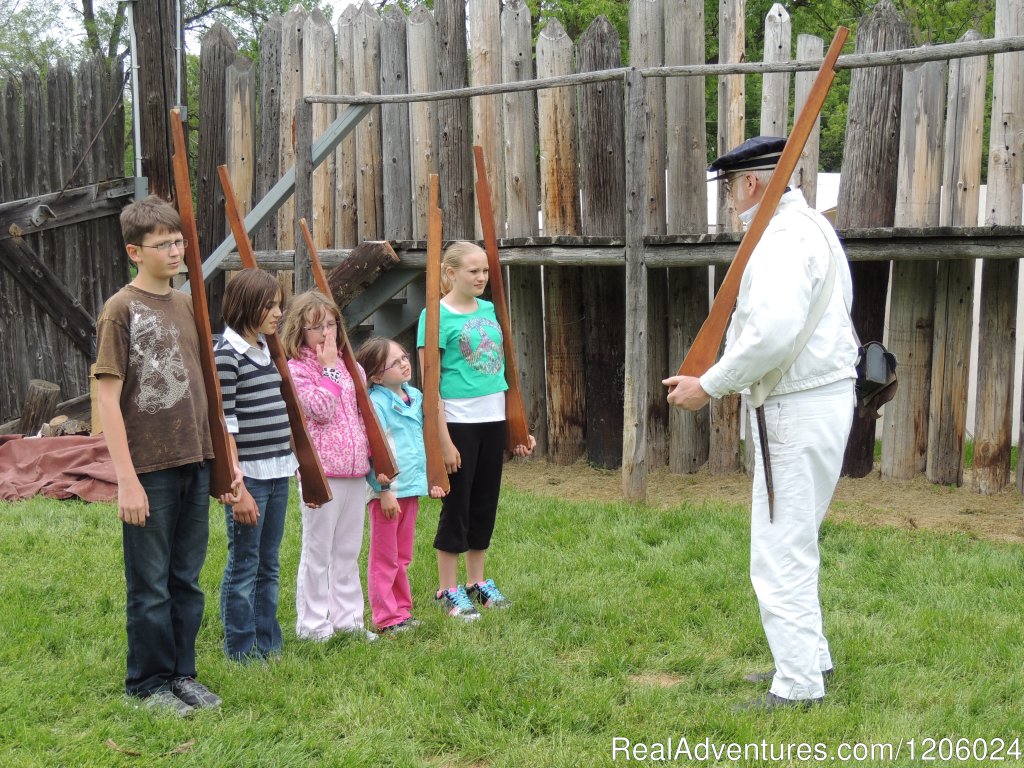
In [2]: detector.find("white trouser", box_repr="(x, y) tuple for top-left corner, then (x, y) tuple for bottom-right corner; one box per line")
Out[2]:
(295, 476), (368, 638)
(749, 378), (854, 701)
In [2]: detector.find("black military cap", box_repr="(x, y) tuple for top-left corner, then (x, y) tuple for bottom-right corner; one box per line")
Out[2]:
(707, 136), (787, 181)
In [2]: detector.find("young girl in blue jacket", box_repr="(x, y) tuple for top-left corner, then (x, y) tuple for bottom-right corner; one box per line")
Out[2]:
(357, 337), (446, 633)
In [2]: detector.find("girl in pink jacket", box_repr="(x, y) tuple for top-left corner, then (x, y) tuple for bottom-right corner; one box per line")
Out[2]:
(282, 291), (378, 642)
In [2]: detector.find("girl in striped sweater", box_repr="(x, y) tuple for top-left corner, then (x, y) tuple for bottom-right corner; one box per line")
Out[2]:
(215, 268), (296, 661)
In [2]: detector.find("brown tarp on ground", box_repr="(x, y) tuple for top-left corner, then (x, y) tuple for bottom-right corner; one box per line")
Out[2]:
(0, 435), (117, 502)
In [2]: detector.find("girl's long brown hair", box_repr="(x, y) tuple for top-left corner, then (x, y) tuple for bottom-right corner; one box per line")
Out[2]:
(222, 268), (281, 338)
(280, 290), (351, 359)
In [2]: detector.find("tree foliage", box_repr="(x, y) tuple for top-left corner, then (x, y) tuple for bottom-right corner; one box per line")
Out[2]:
(2, 0), (1003, 174)
(0, 0), (77, 77)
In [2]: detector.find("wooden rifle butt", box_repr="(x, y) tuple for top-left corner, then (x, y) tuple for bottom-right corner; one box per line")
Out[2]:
(676, 27), (849, 379)
(170, 111), (235, 498)
(472, 145), (532, 451)
(422, 175), (450, 493)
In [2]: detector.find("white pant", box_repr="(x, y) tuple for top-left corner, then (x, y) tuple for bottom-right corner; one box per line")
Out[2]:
(749, 379), (854, 700)
(295, 476), (368, 639)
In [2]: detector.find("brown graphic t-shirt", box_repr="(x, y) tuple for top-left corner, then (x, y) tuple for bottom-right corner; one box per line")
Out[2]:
(94, 285), (214, 474)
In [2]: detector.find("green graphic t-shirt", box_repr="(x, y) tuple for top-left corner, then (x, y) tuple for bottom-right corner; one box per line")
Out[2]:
(417, 298), (508, 400)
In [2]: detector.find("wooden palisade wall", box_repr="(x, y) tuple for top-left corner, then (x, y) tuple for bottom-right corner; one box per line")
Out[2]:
(0, 57), (128, 425)
(189, 0), (1022, 500)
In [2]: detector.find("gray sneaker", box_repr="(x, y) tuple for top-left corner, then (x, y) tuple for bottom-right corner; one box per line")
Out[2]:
(140, 689), (193, 717)
(171, 677), (222, 709)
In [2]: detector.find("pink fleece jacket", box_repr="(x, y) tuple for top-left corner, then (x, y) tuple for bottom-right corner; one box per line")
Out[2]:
(288, 345), (370, 478)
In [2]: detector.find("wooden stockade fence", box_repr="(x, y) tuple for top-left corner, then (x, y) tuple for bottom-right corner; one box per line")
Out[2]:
(0, 56), (129, 430)
(1, 0), (1022, 503)
(195, 0), (1024, 500)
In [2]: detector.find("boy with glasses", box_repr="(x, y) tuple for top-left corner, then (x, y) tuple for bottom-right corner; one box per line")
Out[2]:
(95, 195), (236, 715)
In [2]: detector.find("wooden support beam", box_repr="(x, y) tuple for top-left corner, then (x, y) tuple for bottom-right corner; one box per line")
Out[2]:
(219, 227), (1024, 271)
(0, 179), (134, 241)
(0, 236), (95, 356)
(311, 32), (1024, 106)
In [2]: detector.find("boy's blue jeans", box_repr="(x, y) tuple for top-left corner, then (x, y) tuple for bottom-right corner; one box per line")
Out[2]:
(221, 476), (289, 660)
(123, 462), (210, 697)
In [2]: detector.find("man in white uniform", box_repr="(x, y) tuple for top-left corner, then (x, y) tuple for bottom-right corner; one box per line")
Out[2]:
(664, 136), (858, 710)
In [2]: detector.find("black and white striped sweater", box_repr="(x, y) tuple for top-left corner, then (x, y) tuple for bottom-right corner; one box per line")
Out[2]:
(215, 336), (292, 464)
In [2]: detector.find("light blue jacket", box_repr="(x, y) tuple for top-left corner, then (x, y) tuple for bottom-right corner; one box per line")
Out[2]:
(366, 383), (428, 499)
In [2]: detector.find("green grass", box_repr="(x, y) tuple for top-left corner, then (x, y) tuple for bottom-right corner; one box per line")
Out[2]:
(3, 485), (1024, 766)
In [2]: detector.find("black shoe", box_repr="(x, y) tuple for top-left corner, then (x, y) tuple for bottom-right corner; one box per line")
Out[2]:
(170, 677), (222, 709)
(379, 621), (412, 635)
(734, 691), (823, 712)
(743, 667), (834, 687)
(135, 689), (194, 717)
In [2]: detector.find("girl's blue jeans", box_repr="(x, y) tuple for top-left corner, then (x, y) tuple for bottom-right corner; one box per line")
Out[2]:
(220, 476), (289, 660)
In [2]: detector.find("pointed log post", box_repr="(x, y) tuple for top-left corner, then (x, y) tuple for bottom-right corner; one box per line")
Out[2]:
(630, 0), (668, 471)
(710, 0), (745, 475)
(793, 34), (824, 207)
(502, 0), (546, 458)
(294, 96), (314, 294)
(435, 0), (474, 238)
(839, 1), (911, 477)
(975, 0), (1023, 494)
(928, 31), (986, 486)
(577, 17), (626, 469)
(538, 18), (584, 464)
(881, 57), (944, 480)
(666, 0), (710, 474)
(622, 68), (649, 502)
(381, 5), (412, 242)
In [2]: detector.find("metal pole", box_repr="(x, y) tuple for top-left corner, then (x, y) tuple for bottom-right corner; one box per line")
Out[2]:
(122, 0), (147, 197)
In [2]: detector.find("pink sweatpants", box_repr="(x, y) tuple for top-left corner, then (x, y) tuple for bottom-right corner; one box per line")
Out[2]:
(367, 496), (418, 630)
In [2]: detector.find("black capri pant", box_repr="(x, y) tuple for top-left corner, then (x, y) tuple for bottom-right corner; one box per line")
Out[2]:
(433, 420), (506, 553)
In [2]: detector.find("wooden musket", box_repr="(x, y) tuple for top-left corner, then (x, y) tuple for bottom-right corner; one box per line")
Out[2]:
(472, 145), (532, 451)
(216, 166), (332, 507)
(422, 174), (450, 494)
(677, 27), (849, 377)
(169, 109), (235, 498)
(298, 217), (400, 481)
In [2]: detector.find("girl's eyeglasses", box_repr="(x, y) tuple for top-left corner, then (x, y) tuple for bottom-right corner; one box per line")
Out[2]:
(382, 353), (410, 372)
(303, 321), (338, 333)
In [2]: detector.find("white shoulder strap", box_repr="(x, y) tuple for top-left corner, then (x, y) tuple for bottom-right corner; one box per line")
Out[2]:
(748, 211), (839, 407)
